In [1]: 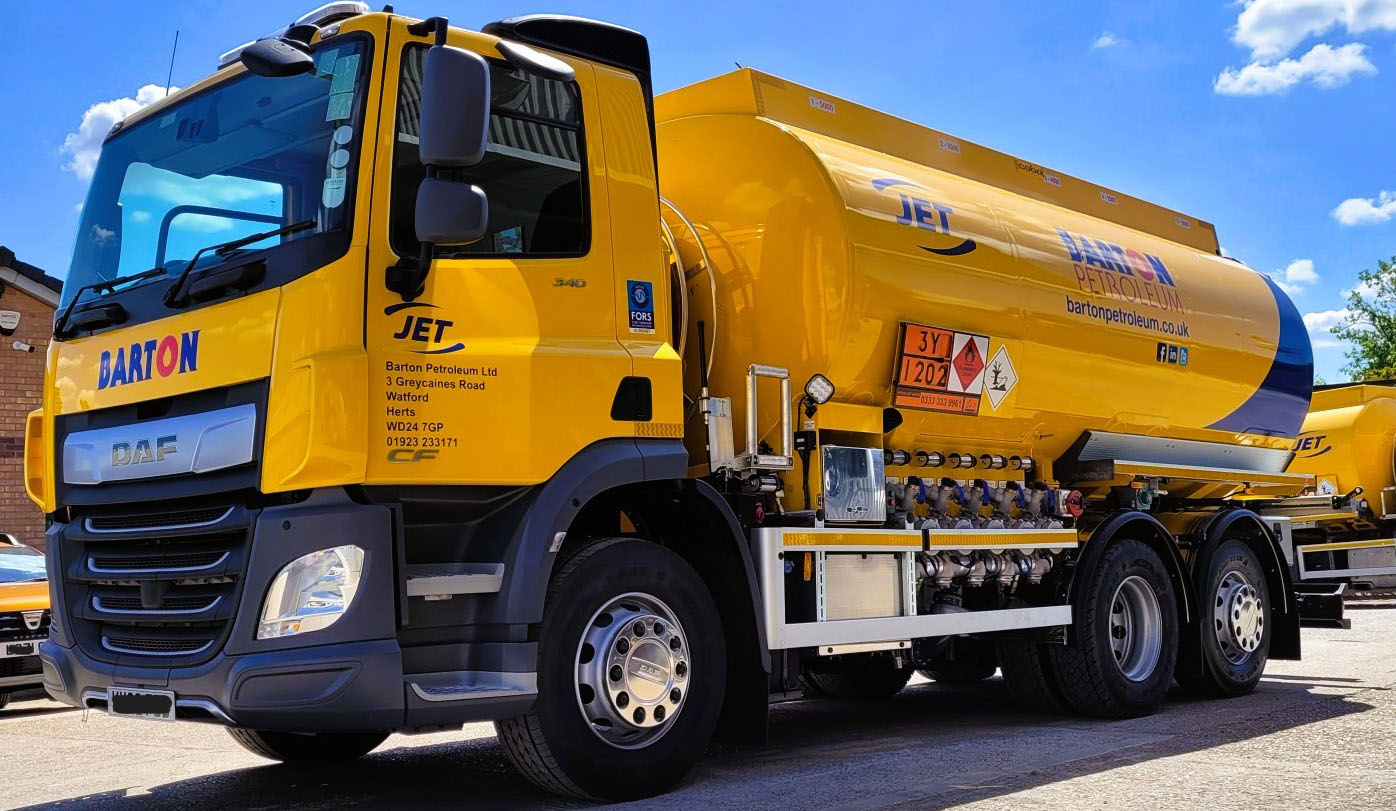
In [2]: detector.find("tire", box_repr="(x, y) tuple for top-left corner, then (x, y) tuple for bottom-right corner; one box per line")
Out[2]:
(1177, 540), (1271, 698)
(996, 640), (1071, 713)
(0, 691), (10, 710)
(226, 728), (388, 764)
(496, 538), (725, 801)
(920, 638), (997, 683)
(801, 664), (913, 699)
(1050, 538), (1179, 718)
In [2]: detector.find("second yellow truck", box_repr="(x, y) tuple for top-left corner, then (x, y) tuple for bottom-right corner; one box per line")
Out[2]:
(28, 4), (1327, 799)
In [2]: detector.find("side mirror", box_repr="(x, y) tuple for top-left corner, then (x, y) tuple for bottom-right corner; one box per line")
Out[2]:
(416, 178), (488, 246)
(239, 38), (316, 77)
(386, 20), (495, 301)
(419, 45), (491, 167)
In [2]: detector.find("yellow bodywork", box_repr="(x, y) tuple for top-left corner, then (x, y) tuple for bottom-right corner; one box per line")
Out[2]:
(26, 14), (677, 510)
(0, 581), (48, 614)
(1289, 384), (1396, 502)
(656, 69), (1305, 489)
(26, 29), (1307, 512)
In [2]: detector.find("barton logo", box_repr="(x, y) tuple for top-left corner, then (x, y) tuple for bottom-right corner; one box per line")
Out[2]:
(98, 331), (200, 390)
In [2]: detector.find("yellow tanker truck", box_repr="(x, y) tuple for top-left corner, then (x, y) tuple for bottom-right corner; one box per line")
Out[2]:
(26, 4), (1324, 799)
(1254, 383), (1396, 601)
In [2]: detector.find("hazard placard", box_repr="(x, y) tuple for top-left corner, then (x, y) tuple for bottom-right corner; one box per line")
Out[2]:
(894, 322), (989, 415)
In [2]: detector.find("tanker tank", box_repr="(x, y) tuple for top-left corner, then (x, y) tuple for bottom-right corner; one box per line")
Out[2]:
(655, 69), (1313, 484)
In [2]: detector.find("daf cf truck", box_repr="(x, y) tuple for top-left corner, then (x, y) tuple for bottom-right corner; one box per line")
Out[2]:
(28, 4), (1319, 799)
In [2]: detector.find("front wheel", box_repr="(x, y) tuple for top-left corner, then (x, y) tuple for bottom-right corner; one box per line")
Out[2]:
(497, 538), (725, 801)
(1050, 539), (1179, 718)
(1178, 540), (1271, 697)
(226, 728), (389, 764)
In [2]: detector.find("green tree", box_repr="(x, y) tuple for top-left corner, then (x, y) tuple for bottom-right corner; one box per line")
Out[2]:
(1335, 256), (1396, 381)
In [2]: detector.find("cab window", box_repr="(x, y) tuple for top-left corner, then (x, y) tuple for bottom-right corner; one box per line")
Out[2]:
(391, 45), (588, 258)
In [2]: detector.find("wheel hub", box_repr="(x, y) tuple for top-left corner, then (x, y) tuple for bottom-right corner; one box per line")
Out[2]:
(575, 592), (689, 749)
(1109, 575), (1164, 683)
(1214, 570), (1264, 663)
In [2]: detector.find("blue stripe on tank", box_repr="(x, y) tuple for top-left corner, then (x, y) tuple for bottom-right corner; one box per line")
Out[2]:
(1206, 273), (1313, 437)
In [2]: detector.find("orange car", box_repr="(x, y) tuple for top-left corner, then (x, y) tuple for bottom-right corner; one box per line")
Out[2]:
(0, 537), (49, 709)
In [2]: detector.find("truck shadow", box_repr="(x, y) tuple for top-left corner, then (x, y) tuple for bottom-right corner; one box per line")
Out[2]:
(12, 676), (1376, 811)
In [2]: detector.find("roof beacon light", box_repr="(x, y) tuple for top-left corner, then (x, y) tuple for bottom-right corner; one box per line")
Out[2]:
(218, 2), (369, 69)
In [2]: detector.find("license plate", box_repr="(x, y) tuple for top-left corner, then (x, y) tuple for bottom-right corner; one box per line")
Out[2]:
(2, 642), (36, 658)
(108, 687), (176, 721)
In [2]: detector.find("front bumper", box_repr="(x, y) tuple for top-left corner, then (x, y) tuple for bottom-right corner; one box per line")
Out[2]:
(44, 488), (536, 731)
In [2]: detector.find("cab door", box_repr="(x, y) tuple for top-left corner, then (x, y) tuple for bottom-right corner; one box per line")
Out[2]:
(364, 20), (631, 486)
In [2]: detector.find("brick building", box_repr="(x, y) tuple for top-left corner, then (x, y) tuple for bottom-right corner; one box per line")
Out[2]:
(0, 247), (61, 550)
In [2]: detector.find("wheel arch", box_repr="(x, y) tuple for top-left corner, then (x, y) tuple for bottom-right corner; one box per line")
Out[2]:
(560, 477), (771, 744)
(1188, 508), (1300, 661)
(1073, 511), (1195, 634)
(499, 439), (769, 745)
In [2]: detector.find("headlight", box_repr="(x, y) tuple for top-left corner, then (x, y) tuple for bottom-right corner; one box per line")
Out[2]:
(257, 545), (365, 640)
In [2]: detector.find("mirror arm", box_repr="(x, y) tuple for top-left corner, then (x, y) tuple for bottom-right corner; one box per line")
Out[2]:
(407, 16), (449, 45)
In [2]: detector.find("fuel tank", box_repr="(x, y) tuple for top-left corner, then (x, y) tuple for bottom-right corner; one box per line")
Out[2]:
(655, 69), (1312, 479)
(1290, 385), (1396, 501)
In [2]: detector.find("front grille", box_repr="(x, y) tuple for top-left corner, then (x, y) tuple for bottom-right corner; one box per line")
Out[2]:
(86, 505), (233, 532)
(89, 550), (229, 572)
(93, 594), (221, 613)
(62, 498), (250, 666)
(102, 634), (215, 656)
(0, 656), (42, 679)
(0, 610), (50, 642)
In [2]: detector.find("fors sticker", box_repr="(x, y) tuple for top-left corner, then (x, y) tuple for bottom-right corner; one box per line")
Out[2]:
(628, 280), (655, 335)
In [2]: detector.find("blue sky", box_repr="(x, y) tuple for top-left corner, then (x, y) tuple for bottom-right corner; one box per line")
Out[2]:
(1, 0), (1393, 381)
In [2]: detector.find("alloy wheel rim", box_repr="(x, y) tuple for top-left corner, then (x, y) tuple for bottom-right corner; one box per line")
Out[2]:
(1109, 575), (1164, 682)
(574, 592), (690, 749)
(1214, 569), (1264, 664)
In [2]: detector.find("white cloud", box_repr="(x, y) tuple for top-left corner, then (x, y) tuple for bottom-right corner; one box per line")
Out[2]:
(1233, 0), (1396, 60)
(1274, 258), (1320, 295)
(60, 84), (176, 181)
(1092, 32), (1121, 49)
(1304, 307), (1350, 347)
(1214, 41), (1376, 94)
(129, 210), (151, 224)
(1333, 190), (1396, 224)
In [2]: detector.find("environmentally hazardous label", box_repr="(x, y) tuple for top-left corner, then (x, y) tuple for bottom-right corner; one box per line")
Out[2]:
(627, 280), (655, 334)
(984, 345), (1017, 409)
(894, 322), (990, 415)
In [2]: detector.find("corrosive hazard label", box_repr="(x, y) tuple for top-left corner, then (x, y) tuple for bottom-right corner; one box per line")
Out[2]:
(893, 322), (989, 415)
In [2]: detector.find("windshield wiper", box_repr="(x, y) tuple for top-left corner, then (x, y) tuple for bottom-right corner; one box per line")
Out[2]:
(53, 265), (168, 338)
(164, 219), (315, 307)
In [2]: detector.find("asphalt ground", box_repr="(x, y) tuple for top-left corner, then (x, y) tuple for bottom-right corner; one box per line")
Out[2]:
(3, 601), (1395, 810)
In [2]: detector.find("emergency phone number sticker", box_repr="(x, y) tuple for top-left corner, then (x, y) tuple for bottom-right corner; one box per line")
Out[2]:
(893, 322), (989, 415)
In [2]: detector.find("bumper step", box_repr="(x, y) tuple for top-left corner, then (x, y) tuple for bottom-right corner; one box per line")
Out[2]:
(404, 563), (504, 599)
(407, 670), (537, 703)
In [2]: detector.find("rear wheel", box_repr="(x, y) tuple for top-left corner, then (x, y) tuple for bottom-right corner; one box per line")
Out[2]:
(920, 638), (997, 683)
(1050, 539), (1178, 718)
(997, 639), (1070, 713)
(226, 728), (388, 764)
(1178, 540), (1271, 697)
(496, 538), (725, 801)
(0, 691), (10, 710)
(801, 662), (913, 699)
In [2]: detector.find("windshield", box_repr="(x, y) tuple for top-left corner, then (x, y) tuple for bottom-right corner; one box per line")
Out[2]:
(0, 547), (46, 584)
(63, 37), (370, 309)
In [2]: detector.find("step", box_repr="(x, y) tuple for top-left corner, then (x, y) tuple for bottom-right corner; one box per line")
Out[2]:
(404, 563), (504, 599)
(407, 670), (537, 703)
